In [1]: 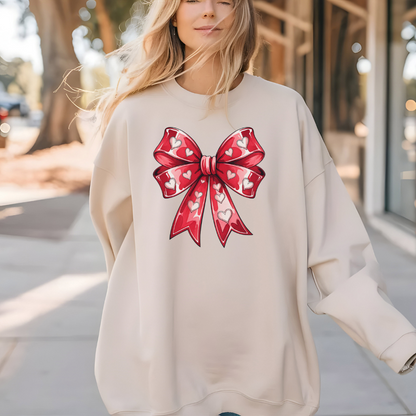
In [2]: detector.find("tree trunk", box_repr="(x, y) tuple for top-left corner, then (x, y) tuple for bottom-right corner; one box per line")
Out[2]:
(95, 0), (116, 54)
(25, 0), (85, 154)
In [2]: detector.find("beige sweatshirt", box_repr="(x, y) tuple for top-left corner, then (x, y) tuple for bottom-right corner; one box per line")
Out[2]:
(89, 72), (416, 416)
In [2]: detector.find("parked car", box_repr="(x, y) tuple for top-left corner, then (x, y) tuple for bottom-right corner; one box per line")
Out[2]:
(0, 106), (8, 122)
(0, 106), (10, 147)
(0, 92), (30, 117)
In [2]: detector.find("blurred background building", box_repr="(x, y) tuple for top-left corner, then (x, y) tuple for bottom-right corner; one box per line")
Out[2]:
(253, 0), (416, 254)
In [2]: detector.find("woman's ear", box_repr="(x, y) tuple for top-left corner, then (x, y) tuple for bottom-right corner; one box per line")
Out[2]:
(171, 15), (177, 27)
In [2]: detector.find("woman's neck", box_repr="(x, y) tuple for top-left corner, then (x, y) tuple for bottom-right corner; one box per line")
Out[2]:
(176, 55), (244, 95)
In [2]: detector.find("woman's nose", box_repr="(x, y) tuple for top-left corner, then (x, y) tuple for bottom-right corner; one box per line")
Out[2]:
(202, 0), (215, 17)
(202, 10), (215, 17)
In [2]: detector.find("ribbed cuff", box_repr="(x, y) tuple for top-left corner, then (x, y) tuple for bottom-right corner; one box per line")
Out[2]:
(379, 331), (416, 374)
(398, 352), (416, 375)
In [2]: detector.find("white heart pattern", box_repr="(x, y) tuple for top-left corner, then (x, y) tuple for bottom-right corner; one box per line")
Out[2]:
(213, 183), (221, 191)
(214, 193), (225, 203)
(185, 148), (193, 157)
(195, 191), (203, 198)
(165, 178), (176, 190)
(218, 209), (232, 223)
(242, 178), (254, 190)
(201, 179), (205, 183)
(188, 200), (200, 212)
(225, 148), (233, 157)
(227, 170), (236, 180)
(236, 136), (248, 149)
(183, 170), (192, 180)
(170, 136), (182, 149)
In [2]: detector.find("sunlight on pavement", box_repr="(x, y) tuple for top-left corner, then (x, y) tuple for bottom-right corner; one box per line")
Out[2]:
(0, 273), (107, 334)
(0, 206), (23, 219)
(0, 186), (71, 206)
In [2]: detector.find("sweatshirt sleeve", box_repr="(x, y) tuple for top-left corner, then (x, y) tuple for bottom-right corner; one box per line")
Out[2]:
(297, 94), (416, 375)
(89, 104), (133, 281)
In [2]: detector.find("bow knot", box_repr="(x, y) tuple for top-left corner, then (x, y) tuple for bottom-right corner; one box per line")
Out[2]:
(200, 155), (216, 175)
(153, 127), (266, 247)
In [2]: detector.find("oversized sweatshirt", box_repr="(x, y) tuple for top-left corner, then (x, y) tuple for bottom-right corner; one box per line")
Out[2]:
(89, 72), (416, 416)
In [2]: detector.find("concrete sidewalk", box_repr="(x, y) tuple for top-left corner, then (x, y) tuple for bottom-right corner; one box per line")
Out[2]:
(0, 193), (415, 416)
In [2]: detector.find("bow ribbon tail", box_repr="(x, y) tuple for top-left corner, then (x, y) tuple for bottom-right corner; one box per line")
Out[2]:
(170, 175), (209, 246)
(209, 175), (252, 247)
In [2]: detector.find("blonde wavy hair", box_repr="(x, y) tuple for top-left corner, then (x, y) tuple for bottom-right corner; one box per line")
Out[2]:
(71, 0), (260, 144)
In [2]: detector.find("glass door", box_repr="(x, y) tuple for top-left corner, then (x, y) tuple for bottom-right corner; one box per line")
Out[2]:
(323, 0), (368, 207)
(253, 0), (369, 207)
(252, 0), (314, 108)
(386, 0), (416, 224)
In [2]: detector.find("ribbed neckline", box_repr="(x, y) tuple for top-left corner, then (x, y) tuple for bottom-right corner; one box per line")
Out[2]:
(161, 72), (250, 109)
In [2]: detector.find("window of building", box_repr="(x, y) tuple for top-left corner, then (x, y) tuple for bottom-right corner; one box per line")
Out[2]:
(386, 0), (416, 223)
(323, 0), (368, 207)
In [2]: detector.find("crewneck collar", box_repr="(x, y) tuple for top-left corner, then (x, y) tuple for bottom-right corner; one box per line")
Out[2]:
(161, 72), (251, 109)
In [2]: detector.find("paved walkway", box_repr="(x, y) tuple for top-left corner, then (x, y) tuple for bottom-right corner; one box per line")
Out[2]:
(0, 192), (415, 416)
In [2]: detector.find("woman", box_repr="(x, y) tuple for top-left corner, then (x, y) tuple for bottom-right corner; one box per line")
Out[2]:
(88, 0), (416, 415)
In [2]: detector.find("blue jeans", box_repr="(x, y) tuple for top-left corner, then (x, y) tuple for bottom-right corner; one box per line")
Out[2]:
(219, 413), (241, 416)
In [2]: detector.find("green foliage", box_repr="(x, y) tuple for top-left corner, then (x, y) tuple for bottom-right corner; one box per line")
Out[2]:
(105, 0), (138, 31)
(85, 0), (144, 48)
(0, 0), (32, 39)
(1, 0), (151, 51)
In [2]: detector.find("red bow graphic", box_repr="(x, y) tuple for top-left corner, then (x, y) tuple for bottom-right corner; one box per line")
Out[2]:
(153, 127), (266, 247)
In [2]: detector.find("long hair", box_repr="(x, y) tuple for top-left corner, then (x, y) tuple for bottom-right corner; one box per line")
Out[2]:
(68, 0), (261, 144)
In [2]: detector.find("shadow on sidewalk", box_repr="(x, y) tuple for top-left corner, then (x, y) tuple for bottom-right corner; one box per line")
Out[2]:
(0, 193), (88, 240)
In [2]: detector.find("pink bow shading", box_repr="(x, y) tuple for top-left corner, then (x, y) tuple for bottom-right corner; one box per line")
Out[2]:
(153, 127), (266, 247)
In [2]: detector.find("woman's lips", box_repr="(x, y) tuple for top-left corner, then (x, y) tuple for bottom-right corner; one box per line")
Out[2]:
(194, 28), (221, 35)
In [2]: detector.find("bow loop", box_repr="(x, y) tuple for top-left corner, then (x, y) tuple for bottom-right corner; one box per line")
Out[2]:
(215, 163), (265, 198)
(154, 127), (202, 167)
(153, 127), (266, 246)
(216, 127), (265, 167)
(153, 163), (201, 198)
